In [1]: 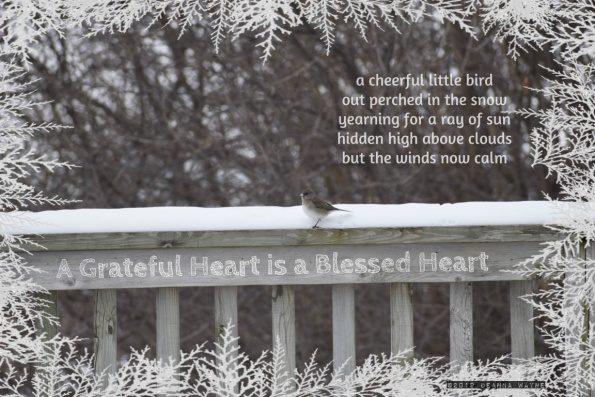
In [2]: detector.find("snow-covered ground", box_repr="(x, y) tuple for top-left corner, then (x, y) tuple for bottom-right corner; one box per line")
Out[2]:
(2, 201), (578, 235)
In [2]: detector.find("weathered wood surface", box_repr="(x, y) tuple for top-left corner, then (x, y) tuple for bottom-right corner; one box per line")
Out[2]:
(390, 283), (414, 359)
(215, 286), (238, 342)
(272, 285), (295, 381)
(450, 282), (473, 367)
(214, 286), (239, 392)
(561, 243), (589, 396)
(22, 225), (558, 252)
(35, 290), (58, 339)
(585, 244), (595, 397)
(28, 241), (542, 290)
(94, 289), (117, 378)
(157, 287), (180, 364)
(509, 280), (535, 361)
(333, 284), (356, 375)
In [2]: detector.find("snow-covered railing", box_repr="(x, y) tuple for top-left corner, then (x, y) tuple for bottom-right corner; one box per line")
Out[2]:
(20, 202), (561, 378)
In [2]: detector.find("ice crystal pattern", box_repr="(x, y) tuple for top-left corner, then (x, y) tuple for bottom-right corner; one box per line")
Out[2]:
(2, 0), (595, 396)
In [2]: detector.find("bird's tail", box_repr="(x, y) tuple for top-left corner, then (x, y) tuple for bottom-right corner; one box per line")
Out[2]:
(334, 208), (350, 212)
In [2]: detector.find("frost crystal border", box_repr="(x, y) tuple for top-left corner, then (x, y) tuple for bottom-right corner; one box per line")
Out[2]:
(1, 0), (594, 396)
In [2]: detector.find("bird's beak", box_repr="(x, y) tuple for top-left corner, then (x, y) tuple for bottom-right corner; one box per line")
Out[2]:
(299, 193), (304, 197)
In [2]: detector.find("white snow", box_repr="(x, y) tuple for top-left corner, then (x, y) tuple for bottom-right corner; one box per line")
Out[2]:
(2, 201), (579, 235)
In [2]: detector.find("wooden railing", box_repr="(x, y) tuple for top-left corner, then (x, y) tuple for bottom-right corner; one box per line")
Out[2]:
(27, 225), (557, 377)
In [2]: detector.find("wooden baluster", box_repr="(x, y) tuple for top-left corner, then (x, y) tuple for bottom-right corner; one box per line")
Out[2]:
(449, 282), (473, 369)
(214, 286), (239, 393)
(157, 287), (180, 364)
(272, 285), (296, 383)
(390, 283), (414, 360)
(509, 280), (535, 361)
(94, 289), (118, 383)
(332, 284), (356, 376)
(35, 290), (58, 339)
(215, 286), (238, 340)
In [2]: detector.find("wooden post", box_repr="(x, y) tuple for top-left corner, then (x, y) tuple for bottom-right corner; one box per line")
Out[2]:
(390, 283), (414, 360)
(157, 287), (180, 364)
(509, 280), (535, 361)
(272, 285), (296, 382)
(332, 284), (356, 375)
(94, 289), (118, 380)
(450, 282), (473, 368)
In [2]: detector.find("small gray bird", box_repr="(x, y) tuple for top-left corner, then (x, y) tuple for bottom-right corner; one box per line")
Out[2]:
(300, 189), (348, 228)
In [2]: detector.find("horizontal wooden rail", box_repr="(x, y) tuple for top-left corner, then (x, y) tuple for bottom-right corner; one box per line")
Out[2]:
(28, 243), (541, 290)
(24, 225), (555, 290)
(23, 225), (557, 252)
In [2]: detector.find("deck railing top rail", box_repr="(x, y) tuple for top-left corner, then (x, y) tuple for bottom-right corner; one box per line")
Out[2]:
(8, 201), (563, 235)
